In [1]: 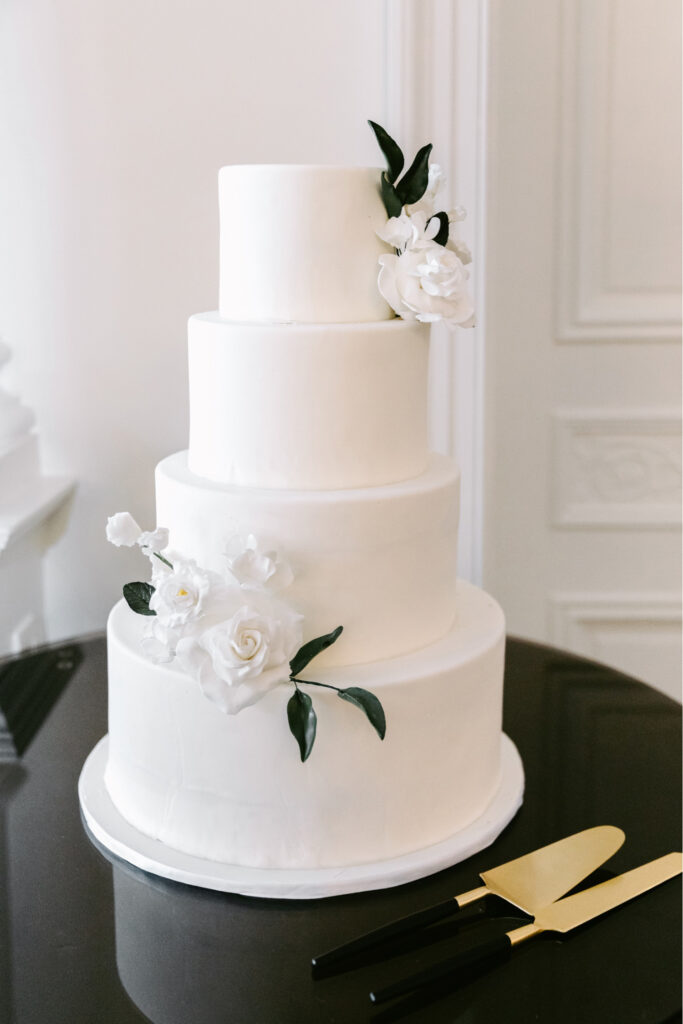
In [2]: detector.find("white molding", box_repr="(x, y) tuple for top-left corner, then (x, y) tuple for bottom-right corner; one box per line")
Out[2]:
(551, 591), (682, 637)
(552, 408), (682, 528)
(555, 0), (682, 344)
(383, 0), (488, 582)
(550, 590), (682, 699)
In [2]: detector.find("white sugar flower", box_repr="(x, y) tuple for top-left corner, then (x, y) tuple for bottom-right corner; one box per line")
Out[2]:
(177, 593), (303, 715)
(377, 209), (440, 253)
(106, 512), (142, 547)
(378, 241), (475, 328)
(137, 527), (170, 555)
(225, 533), (293, 591)
(149, 558), (213, 629)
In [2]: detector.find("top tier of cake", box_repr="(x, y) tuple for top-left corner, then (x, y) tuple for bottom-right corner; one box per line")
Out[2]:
(218, 165), (393, 323)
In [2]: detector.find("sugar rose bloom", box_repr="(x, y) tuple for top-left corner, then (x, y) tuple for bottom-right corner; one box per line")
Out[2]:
(177, 597), (303, 715)
(106, 512), (142, 547)
(378, 241), (475, 328)
(225, 533), (293, 591)
(149, 559), (212, 629)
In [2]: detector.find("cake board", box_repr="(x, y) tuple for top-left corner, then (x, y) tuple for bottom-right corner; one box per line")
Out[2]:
(79, 733), (524, 899)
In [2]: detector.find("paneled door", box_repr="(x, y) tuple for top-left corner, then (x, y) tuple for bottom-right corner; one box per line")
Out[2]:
(483, 0), (681, 699)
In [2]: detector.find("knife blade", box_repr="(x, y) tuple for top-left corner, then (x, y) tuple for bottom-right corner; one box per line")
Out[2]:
(312, 825), (625, 970)
(369, 851), (682, 1005)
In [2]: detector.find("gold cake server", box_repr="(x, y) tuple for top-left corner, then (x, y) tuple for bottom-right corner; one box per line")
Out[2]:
(311, 825), (624, 969)
(370, 851), (682, 1004)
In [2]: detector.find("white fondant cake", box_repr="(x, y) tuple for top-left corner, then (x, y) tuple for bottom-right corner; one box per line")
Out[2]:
(93, 159), (519, 890)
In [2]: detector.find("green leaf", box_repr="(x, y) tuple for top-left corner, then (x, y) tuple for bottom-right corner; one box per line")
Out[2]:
(287, 689), (317, 762)
(396, 143), (433, 206)
(380, 172), (403, 219)
(368, 120), (404, 183)
(429, 211), (449, 246)
(122, 581), (156, 616)
(338, 687), (386, 740)
(289, 626), (343, 678)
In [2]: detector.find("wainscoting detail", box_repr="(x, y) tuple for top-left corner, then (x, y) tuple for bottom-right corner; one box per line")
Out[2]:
(550, 591), (681, 699)
(552, 410), (682, 527)
(555, 0), (681, 343)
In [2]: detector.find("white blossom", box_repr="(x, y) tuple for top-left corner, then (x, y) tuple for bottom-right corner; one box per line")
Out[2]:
(378, 241), (475, 328)
(176, 592), (303, 715)
(376, 209), (439, 253)
(148, 558), (213, 629)
(225, 533), (293, 591)
(106, 512), (142, 547)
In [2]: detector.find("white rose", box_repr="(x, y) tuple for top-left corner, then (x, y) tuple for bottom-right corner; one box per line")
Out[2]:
(106, 512), (142, 547)
(177, 594), (303, 715)
(149, 559), (212, 628)
(378, 241), (475, 328)
(137, 527), (170, 555)
(225, 533), (293, 591)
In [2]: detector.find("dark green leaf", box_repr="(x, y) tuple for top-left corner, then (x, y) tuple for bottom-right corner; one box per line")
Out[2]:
(287, 689), (317, 762)
(368, 120), (404, 183)
(338, 687), (386, 740)
(396, 143), (433, 206)
(380, 173), (403, 219)
(429, 211), (449, 246)
(289, 626), (343, 678)
(123, 581), (156, 616)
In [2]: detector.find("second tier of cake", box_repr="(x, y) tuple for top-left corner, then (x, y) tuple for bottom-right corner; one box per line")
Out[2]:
(156, 450), (460, 667)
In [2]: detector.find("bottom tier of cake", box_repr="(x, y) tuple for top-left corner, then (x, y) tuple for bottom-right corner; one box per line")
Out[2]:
(104, 580), (506, 871)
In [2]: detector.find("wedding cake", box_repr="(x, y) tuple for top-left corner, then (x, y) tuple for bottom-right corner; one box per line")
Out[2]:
(80, 126), (523, 896)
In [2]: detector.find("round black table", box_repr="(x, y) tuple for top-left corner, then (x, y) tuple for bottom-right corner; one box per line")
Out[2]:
(0, 635), (680, 1024)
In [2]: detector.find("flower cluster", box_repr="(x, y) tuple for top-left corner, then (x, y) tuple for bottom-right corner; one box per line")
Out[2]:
(106, 514), (302, 715)
(106, 514), (386, 760)
(369, 120), (474, 329)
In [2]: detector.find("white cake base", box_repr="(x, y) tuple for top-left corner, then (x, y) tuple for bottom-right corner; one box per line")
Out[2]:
(79, 733), (523, 899)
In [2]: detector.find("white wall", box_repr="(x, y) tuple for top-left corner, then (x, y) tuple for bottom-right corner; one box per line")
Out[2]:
(0, 0), (388, 639)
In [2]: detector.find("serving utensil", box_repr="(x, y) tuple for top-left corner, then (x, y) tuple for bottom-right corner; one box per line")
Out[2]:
(311, 825), (624, 970)
(369, 851), (682, 1005)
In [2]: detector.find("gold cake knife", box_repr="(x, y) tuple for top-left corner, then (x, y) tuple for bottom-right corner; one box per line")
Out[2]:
(312, 825), (624, 969)
(370, 851), (682, 1004)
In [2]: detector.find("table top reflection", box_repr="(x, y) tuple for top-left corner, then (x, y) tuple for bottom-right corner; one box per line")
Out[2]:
(0, 634), (680, 1024)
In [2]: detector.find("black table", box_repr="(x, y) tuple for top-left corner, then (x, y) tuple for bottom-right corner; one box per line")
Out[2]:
(0, 635), (680, 1024)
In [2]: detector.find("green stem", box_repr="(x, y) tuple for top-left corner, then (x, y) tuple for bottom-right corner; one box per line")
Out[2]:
(153, 551), (174, 570)
(291, 677), (341, 693)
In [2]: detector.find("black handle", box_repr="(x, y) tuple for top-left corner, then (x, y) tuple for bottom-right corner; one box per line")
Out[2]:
(311, 898), (461, 970)
(369, 932), (512, 1005)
